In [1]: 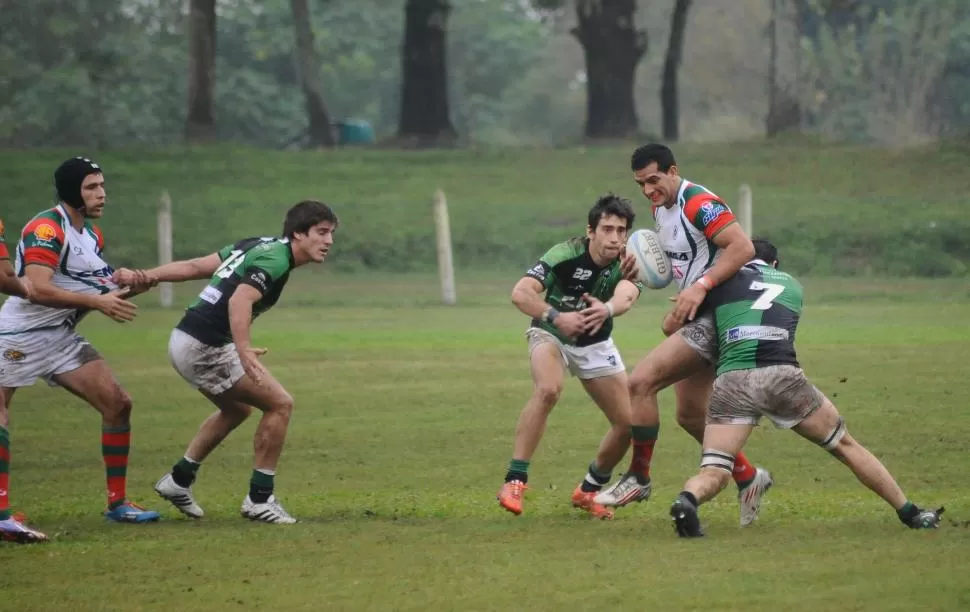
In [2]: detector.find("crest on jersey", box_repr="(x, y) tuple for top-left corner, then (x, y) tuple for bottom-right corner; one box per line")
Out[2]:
(34, 224), (58, 241)
(2, 349), (26, 362)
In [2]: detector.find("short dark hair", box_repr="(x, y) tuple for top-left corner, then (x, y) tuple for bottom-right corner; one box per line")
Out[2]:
(752, 238), (779, 268)
(588, 193), (635, 231)
(282, 200), (338, 238)
(631, 143), (676, 172)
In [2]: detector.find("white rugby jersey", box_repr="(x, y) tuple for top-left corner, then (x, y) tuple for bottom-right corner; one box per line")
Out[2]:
(653, 179), (737, 291)
(0, 205), (117, 333)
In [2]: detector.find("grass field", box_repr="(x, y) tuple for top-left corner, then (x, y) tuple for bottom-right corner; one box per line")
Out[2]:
(2, 140), (969, 276)
(0, 273), (968, 611)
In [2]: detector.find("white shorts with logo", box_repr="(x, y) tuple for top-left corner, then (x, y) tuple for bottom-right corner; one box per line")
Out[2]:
(526, 327), (626, 380)
(169, 328), (245, 396)
(0, 326), (101, 388)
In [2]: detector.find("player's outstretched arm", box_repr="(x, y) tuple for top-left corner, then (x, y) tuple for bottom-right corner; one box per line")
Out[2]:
(113, 253), (222, 288)
(0, 260), (30, 300)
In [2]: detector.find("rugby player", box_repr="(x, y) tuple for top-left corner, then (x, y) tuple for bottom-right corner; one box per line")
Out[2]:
(0, 157), (160, 544)
(113, 200), (337, 524)
(597, 144), (773, 527)
(669, 239), (944, 536)
(497, 194), (643, 519)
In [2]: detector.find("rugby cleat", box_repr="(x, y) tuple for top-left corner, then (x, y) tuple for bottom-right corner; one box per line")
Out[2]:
(104, 501), (161, 523)
(0, 513), (48, 544)
(154, 472), (204, 519)
(571, 485), (614, 520)
(738, 467), (773, 527)
(907, 506), (945, 530)
(670, 495), (704, 538)
(497, 480), (527, 516)
(593, 473), (652, 507)
(241, 495), (297, 524)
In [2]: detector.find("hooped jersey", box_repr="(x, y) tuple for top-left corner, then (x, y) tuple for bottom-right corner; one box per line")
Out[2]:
(0, 205), (116, 334)
(524, 237), (642, 347)
(0, 218), (9, 261)
(176, 237), (295, 347)
(653, 179), (737, 291)
(706, 261), (804, 376)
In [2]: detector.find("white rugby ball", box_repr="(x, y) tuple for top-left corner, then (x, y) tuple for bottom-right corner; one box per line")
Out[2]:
(626, 228), (673, 289)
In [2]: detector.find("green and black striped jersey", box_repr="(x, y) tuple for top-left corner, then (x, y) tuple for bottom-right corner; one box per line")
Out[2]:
(177, 237), (295, 347)
(707, 261), (804, 375)
(524, 237), (642, 347)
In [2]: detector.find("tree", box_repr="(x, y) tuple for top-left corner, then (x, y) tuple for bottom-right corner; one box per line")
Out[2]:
(398, 0), (457, 147)
(766, 0), (801, 136)
(290, 0), (335, 148)
(571, 0), (646, 139)
(661, 0), (691, 140)
(185, 0), (217, 143)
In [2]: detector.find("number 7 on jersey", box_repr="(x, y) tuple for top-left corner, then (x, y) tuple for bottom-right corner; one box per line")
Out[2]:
(749, 280), (784, 310)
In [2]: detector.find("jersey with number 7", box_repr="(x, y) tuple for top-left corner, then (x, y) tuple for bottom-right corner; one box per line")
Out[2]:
(706, 261), (804, 376)
(176, 237), (295, 347)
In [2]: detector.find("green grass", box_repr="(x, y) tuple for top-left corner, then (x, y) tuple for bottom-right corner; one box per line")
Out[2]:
(1, 274), (968, 611)
(1, 141), (968, 275)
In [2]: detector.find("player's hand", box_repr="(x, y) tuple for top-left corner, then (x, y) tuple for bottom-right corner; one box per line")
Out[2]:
(672, 282), (707, 324)
(579, 293), (610, 336)
(240, 347), (269, 385)
(95, 287), (138, 323)
(112, 268), (157, 289)
(554, 311), (587, 340)
(619, 247), (639, 282)
(661, 310), (682, 337)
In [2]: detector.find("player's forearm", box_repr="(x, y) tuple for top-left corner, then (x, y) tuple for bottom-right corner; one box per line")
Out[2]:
(228, 298), (254, 352)
(29, 279), (100, 309)
(145, 258), (213, 283)
(703, 236), (755, 287)
(0, 267), (27, 299)
(511, 287), (552, 320)
(606, 283), (639, 318)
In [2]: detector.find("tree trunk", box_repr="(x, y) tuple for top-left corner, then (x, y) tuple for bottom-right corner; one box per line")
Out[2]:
(572, 0), (646, 140)
(766, 0), (802, 135)
(661, 0), (691, 141)
(290, 0), (335, 148)
(185, 0), (217, 143)
(398, 0), (457, 148)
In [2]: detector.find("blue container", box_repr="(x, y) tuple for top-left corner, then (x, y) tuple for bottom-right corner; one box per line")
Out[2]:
(337, 119), (375, 145)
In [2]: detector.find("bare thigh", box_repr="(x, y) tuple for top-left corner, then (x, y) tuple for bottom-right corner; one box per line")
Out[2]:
(214, 369), (292, 413)
(629, 332), (708, 394)
(581, 371), (631, 425)
(52, 359), (130, 414)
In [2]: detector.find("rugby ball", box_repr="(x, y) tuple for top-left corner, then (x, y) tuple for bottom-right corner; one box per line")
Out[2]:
(626, 228), (673, 289)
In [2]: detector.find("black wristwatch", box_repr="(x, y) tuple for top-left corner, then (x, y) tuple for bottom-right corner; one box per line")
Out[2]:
(542, 307), (560, 324)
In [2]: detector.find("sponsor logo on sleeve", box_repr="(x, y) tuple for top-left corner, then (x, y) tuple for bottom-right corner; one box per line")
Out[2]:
(700, 202), (728, 226)
(33, 223), (58, 242)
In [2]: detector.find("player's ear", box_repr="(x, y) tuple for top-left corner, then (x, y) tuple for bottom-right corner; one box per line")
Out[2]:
(667, 164), (679, 177)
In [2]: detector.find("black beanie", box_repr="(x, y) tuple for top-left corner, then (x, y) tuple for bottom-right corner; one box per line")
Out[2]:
(54, 157), (103, 209)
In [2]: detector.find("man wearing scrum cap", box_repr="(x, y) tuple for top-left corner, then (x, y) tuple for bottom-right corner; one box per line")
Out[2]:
(596, 143), (774, 529)
(0, 157), (160, 543)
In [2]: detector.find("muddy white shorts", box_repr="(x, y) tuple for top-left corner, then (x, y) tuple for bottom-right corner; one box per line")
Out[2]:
(0, 326), (101, 388)
(168, 328), (245, 396)
(526, 327), (626, 380)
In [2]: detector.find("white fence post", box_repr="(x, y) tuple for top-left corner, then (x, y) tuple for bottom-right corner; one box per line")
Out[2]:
(157, 191), (174, 308)
(738, 183), (753, 237)
(433, 188), (457, 306)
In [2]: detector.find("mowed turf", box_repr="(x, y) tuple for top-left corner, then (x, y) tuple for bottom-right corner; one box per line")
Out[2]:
(0, 273), (968, 612)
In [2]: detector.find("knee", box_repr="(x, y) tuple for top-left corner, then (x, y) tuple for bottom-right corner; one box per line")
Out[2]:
(532, 383), (562, 409)
(629, 365), (662, 398)
(104, 390), (133, 424)
(273, 393), (295, 420)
